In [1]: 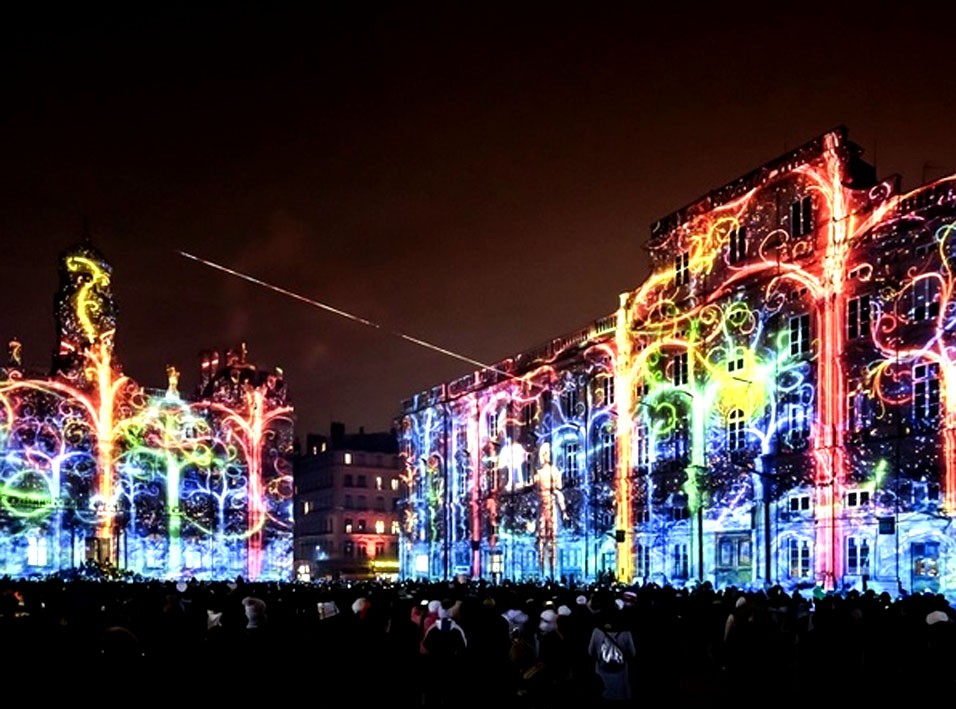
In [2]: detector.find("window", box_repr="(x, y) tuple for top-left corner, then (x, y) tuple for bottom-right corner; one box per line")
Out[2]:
(790, 195), (813, 237)
(729, 225), (747, 264)
(344, 518), (353, 533)
(391, 520), (400, 535)
(27, 536), (47, 566)
(375, 542), (385, 557)
(357, 543), (368, 558)
(357, 475), (367, 488)
(600, 430), (616, 475)
(375, 519), (385, 534)
(727, 354), (745, 373)
(789, 286), (809, 303)
(673, 351), (689, 386)
(727, 408), (745, 451)
(913, 541), (940, 578)
(357, 519), (366, 532)
(671, 495), (689, 521)
(789, 313), (810, 356)
(845, 490), (870, 508)
(375, 496), (385, 511)
(565, 442), (580, 485)
(914, 362), (941, 421)
(375, 476), (383, 490)
(603, 375), (615, 406)
(787, 538), (812, 579)
(675, 250), (690, 286)
(847, 295), (871, 340)
(303, 500), (313, 516)
(846, 537), (870, 575)
(846, 383), (873, 434)
(909, 480), (940, 505)
(390, 478), (399, 491)
(344, 495), (353, 510)
(717, 535), (752, 570)
(344, 452), (352, 465)
(357, 495), (367, 509)
(674, 419), (689, 461)
(487, 411), (499, 440)
(786, 394), (810, 445)
(562, 389), (578, 417)
(789, 494), (811, 513)
(672, 543), (689, 580)
(636, 422), (650, 468)
(636, 542), (651, 579)
(911, 278), (941, 322)
(343, 541), (354, 558)
(344, 474), (353, 487)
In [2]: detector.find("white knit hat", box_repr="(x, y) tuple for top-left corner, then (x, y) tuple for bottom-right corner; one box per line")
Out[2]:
(539, 609), (558, 623)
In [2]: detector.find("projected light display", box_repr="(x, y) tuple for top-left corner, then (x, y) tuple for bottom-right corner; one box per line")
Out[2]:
(398, 126), (956, 600)
(0, 239), (294, 581)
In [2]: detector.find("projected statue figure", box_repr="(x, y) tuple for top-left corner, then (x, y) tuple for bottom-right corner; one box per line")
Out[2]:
(535, 441), (567, 577)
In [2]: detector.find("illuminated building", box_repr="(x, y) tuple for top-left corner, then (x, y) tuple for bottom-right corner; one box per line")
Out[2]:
(293, 422), (402, 581)
(398, 125), (956, 598)
(0, 236), (295, 581)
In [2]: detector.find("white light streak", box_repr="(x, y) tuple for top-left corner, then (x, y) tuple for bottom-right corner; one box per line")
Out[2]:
(177, 250), (511, 378)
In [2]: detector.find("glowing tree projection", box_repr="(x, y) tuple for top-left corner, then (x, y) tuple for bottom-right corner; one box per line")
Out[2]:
(0, 239), (294, 581)
(399, 126), (956, 599)
(398, 318), (619, 583)
(194, 347), (295, 582)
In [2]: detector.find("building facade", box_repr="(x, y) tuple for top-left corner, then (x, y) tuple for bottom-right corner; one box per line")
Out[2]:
(293, 422), (402, 581)
(0, 237), (295, 581)
(397, 125), (956, 599)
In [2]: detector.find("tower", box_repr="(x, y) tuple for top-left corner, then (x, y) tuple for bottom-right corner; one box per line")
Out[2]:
(51, 231), (118, 378)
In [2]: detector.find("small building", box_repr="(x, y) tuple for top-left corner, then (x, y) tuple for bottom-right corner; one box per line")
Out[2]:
(293, 422), (402, 581)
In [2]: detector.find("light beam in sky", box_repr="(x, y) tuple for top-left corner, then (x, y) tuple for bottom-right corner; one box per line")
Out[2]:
(178, 250), (511, 378)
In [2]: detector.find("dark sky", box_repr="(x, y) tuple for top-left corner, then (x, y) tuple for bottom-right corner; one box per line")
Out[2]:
(3, 3), (956, 437)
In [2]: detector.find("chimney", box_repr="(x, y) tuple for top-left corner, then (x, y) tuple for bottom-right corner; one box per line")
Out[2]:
(331, 421), (345, 449)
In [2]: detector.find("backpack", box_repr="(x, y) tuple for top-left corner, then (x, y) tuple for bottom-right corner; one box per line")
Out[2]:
(598, 630), (626, 672)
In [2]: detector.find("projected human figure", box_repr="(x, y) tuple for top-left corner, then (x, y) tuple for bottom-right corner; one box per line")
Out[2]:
(535, 441), (567, 576)
(166, 364), (180, 397)
(497, 440), (530, 491)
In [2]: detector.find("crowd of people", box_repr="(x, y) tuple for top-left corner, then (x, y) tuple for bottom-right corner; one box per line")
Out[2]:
(2, 566), (955, 704)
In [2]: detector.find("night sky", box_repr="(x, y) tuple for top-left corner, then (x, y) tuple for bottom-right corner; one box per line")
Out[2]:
(3, 3), (956, 438)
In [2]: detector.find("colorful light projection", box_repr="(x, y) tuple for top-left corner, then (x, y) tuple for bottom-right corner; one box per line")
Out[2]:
(399, 329), (619, 583)
(622, 128), (956, 594)
(401, 127), (956, 597)
(0, 349), (294, 581)
(0, 242), (293, 581)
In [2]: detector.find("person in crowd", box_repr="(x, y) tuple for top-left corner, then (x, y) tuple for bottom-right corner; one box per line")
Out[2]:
(420, 598), (468, 706)
(588, 600), (636, 704)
